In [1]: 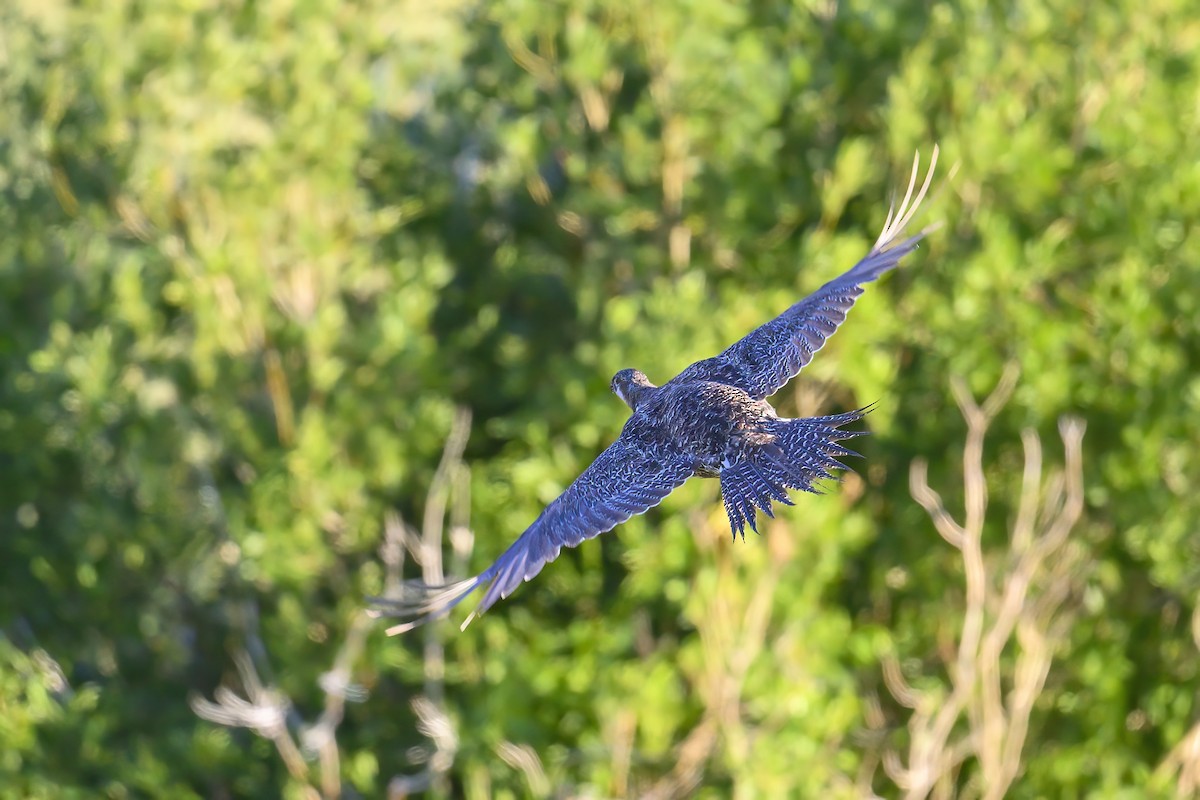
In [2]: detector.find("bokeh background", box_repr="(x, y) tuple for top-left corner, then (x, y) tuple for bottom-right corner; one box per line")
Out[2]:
(2, 0), (1199, 797)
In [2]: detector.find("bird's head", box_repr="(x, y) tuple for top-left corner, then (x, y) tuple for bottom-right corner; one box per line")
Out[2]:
(610, 368), (657, 411)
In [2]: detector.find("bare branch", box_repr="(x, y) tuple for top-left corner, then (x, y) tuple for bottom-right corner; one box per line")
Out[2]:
(1011, 429), (1042, 555)
(910, 459), (965, 548)
(191, 409), (480, 799)
(304, 610), (374, 799)
(383, 409), (474, 795)
(497, 741), (551, 797)
(1152, 600), (1200, 795)
(190, 650), (310, 784)
(419, 407), (472, 584)
(881, 653), (921, 710)
(882, 372), (1088, 800)
(380, 511), (406, 596)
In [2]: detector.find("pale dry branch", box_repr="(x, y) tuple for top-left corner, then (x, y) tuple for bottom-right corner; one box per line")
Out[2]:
(910, 459), (965, 548)
(608, 708), (639, 798)
(3, 621), (76, 705)
(418, 407), (472, 585)
(305, 610), (374, 799)
(881, 369), (1088, 800)
(386, 694), (461, 798)
(882, 652), (921, 711)
(192, 607), (379, 800)
(640, 507), (792, 798)
(1011, 430), (1042, 556)
(191, 411), (476, 799)
(191, 650), (310, 786)
(380, 510), (407, 596)
(448, 459), (474, 576)
(496, 741), (552, 797)
(642, 717), (720, 800)
(385, 408), (474, 795)
(188, 460), (324, 793)
(1152, 603), (1200, 796)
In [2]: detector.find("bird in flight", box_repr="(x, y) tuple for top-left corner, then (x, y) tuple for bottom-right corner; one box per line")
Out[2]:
(373, 147), (941, 634)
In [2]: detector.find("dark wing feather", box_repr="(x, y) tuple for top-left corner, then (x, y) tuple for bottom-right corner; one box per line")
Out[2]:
(370, 421), (696, 634)
(673, 147), (941, 400)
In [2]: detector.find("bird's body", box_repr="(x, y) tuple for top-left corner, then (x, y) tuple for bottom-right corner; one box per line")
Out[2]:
(620, 376), (777, 477)
(373, 147), (942, 634)
(612, 373), (871, 536)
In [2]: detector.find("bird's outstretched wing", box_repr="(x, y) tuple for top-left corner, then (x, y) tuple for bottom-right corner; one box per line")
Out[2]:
(673, 146), (941, 401)
(370, 420), (697, 634)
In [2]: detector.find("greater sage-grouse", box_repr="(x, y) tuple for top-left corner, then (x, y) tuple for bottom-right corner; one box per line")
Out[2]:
(374, 147), (940, 633)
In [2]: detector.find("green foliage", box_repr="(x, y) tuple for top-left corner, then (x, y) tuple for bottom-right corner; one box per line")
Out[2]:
(2, 0), (1198, 796)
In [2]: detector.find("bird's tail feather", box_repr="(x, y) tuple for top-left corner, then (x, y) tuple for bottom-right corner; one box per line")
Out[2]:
(719, 406), (871, 540)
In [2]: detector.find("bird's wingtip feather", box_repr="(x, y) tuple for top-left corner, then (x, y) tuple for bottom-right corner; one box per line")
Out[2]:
(368, 575), (483, 636)
(872, 145), (940, 254)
